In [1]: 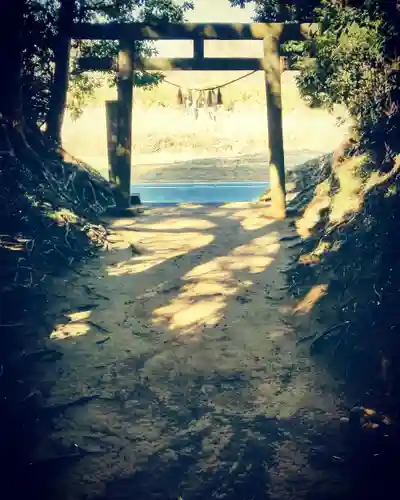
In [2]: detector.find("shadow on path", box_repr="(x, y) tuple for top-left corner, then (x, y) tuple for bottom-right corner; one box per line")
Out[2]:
(29, 203), (360, 500)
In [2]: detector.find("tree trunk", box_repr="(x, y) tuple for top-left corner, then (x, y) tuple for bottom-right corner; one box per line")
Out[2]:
(0, 0), (25, 126)
(46, 0), (74, 144)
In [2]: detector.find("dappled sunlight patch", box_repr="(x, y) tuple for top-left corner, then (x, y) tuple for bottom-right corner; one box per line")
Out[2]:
(151, 232), (280, 336)
(107, 255), (170, 276)
(364, 155), (400, 194)
(296, 193), (331, 239)
(182, 279), (236, 297)
(295, 154), (381, 238)
(298, 241), (332, 265)
(106, 230), (214, 275)
(228, 208), (277, 231)
(47, 208), (79, 225)
(365, 170), (385, 192)
(185, 233), (280, 279)
(184, 259), (234, 281)
(50, 310), (91, 340)
(329, 155), (368, 223)
(139, 229), (212, 251)
(295, 178), (333, 238)
(227, 255), (275, 273)
(133, 217), (216, 231)
(152, 276), (240, 335)
(153, 295), (227, 335)
(293, 284), (329, 314)
(227, 233), (280, 274)
(298, 253), (321, 265)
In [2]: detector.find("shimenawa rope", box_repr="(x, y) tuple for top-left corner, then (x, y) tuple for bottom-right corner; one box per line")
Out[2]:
(142, 69), (258, 92)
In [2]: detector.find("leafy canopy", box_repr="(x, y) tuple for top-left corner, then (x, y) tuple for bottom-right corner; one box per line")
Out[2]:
(24, 0), (194, 124)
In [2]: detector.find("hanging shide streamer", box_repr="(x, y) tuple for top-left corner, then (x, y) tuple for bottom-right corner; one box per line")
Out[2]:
(175, 79), (226, 110)
(197, 90), (205, 108)
(187, 89), (194, 106)
(176, 85), (223, 112)
(217, 88), (223, 105)
(207, 89), (215, 107)
(177, 88), (183, 105)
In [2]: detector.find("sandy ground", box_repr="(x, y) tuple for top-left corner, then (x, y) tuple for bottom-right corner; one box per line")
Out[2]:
(35, 203), (350, 500)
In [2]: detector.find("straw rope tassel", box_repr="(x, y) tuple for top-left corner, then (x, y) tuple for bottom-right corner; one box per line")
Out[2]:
(217, 88), (223, 105)
(177, 88), (183, 105)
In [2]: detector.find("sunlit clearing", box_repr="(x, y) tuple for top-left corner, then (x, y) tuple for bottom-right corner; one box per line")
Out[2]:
(50, 310), (91, 340)
(293, 284), (328, 314)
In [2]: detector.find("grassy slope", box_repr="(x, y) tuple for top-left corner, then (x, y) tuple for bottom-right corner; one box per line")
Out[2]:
(0, 144), (121, 497)
(286, 147), (400, 416)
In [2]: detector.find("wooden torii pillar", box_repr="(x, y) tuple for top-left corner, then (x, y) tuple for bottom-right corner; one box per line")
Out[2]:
(72, 22), (318, 218)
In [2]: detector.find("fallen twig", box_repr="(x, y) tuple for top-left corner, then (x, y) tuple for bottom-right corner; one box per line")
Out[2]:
(96, 336), (110, 345)
(87, 321), (110, 334)
(338, 296), (356, 311)
(297, 321), (351, 346)
(280, 316), (293, 327)
(82, 285), (110, 300)
(265, 293), (284, 302)
(373, 284), (382, 303)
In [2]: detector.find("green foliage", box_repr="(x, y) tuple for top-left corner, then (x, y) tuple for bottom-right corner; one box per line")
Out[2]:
(230, 0), (320, 21)
(232, 0), (399, 161)
(288, 1), (399, 159)
(22, 1), (58, 125)
(23, 0), (193, 125)
(293, 3), (385, 111)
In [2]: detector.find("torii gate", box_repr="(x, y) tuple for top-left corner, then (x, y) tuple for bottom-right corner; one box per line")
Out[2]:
(72, 22), (317, 219)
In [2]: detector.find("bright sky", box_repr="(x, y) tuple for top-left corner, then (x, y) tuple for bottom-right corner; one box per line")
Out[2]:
(185, 0), (256, 22)
(154, 0), (257, 58)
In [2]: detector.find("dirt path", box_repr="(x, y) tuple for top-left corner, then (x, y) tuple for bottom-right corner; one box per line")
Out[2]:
(37, 204), (350, 500)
